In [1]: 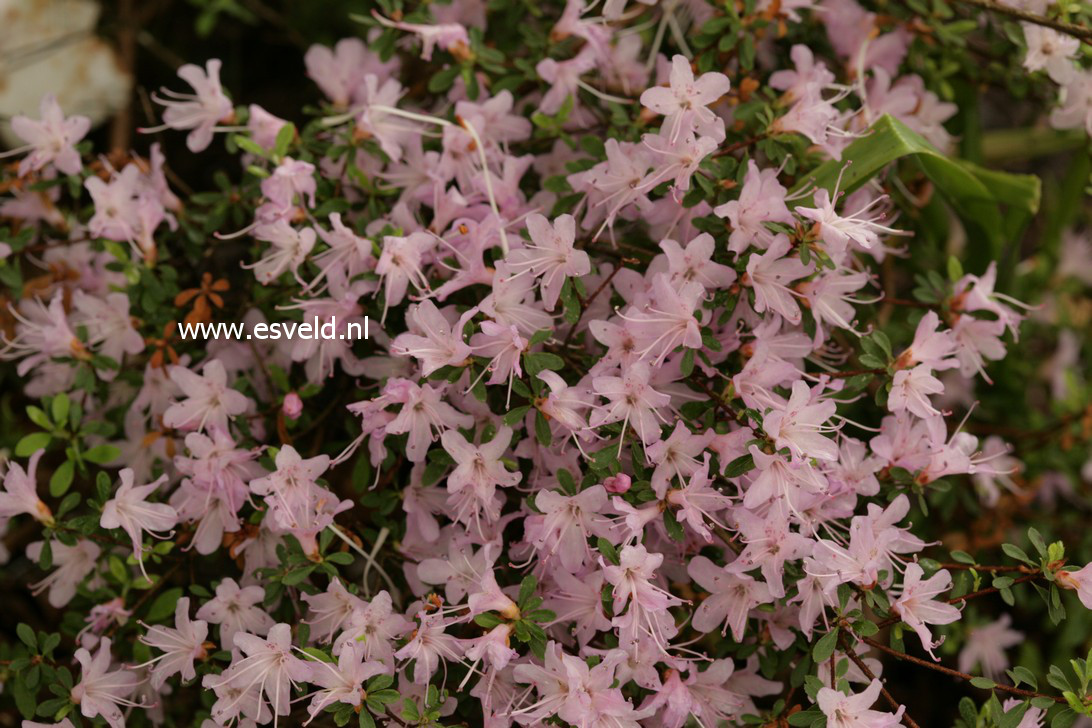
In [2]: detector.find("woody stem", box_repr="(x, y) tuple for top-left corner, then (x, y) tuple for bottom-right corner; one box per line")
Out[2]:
(859, 636), (1067, 704)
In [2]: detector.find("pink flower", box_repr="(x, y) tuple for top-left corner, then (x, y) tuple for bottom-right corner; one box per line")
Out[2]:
(464, 623), (519, 671)
(207, 623), (313, 722)
(589, 361), (671, 447)
(529, 484), (611, 570)
(7, 94), (90, 177)
(894, 311), (958, 372)
(889, 364), (945, 418)
(382, 380), (474, 462)
(0, 448), (53, 527)
(745, 234), (813, 324)
(100, 468), (178, 579)
(304, 649), (385, 721)
(27, 538), (101, 608)
(163, 359), (251, 433)
(659, 233), (737, 290)
(891, 563), (961, 660)
(394, 614), (466, 683)
(441, 425), (521, 526)
(622, 274), (705, 366)
(71, 638), (144, 728)
(817, 679), (905, 727)
(151, 59), (234, 152)
(602, 473), (632, 494)
(245, 222), (316, 285)
(391, 300), (475, 376)
(687, 555), (772, 640)
(666, 456), (733, 542)
(505, 213), (590, 311)
(376, 232), (435, 320)
(137, 597), (209, 689)
(762, 380), (839, 462)
(282, 392), (304, 419)
(958, 615), (1023, 679)
(196, 578), (275, 649)
(713, 160), (794, 255)
(640, 55), (730, 142)
(1057, 563), (1092, 610)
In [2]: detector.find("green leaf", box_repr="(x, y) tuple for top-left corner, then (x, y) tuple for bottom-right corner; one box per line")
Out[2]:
(812, 629), (839, 663)
(325, 552), (354, 565)
(474, 613), (503, 629)
(12, 674), (35, 719)
(534, 410), (552, 446)
(680, 348), (695, 377)
(792, 115), (1040, 261)
(359, 710), (376, 728)
(145, 588), (183, 621)
(50, 394), (70, 425)
(947, 255), (964, 282)
(663, 508), (684, 541)
(518, 575), (537, 608)
(723, 453), (755, 478)
(597, 537), (619, 566)
(15, 433), (51, 457)
(950, 550), (976, 565)
(273, 122), (297, 158)
(1007, 666), (1038, 690)
(49, 460), (75, 497)
(1002, 543), (1035, 565)
(970, 676), (997, 689)
(26, 406), (52, 430)
(524, 352), (564, 375)
(503, 405), (531, 426)
(1028, 528), (1047, 556)
(16, 623), (37, 650)
(83, 445), (120, 465)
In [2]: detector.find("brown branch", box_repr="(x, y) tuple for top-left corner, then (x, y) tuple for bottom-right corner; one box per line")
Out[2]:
(946, 572), (1040, 604)
(714, 133), (768, 158)
(860, 636), (1066, 704)
(934, 563), (1036, 573)
(949, 0), (1092, 42)
(839, 631), (921, 728)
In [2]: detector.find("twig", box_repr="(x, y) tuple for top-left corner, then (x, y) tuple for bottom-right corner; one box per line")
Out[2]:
(946, 573), (1040, 604)
(949, 0), (1092, 42)
(860, 636), (1066, 704)
(714, 133), (768, 158)
(839, 631), (921, 728)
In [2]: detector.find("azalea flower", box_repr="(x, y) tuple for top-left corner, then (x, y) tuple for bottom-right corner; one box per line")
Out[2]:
(0, 448), (53, 527)
(6, 94), (90, 177)
(888, 563), (961, 660)
(150, 59), (234, 152)
(640, 55), (730, 142)
(137, 597), (210, 689)
(100, 468), (178, 579)
(71, 638), (144, 728)
(27, 538), (101, 608)
(817, 679), (905, 727)
(505, 213), (590, 311)
(196, 578), (275, 649)
(163, 359), (251, 433)
(206, 623), (314, 723)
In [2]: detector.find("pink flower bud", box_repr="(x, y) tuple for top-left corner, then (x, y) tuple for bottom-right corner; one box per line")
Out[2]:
(603, 473), (631, 494)
(282, 392), (303, 419)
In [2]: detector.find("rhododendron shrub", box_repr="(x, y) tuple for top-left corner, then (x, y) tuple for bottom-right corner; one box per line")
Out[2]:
(1, 0), (1091, 726)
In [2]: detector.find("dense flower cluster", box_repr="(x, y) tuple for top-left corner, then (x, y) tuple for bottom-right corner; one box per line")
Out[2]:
(0, 0), (1091, 727)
